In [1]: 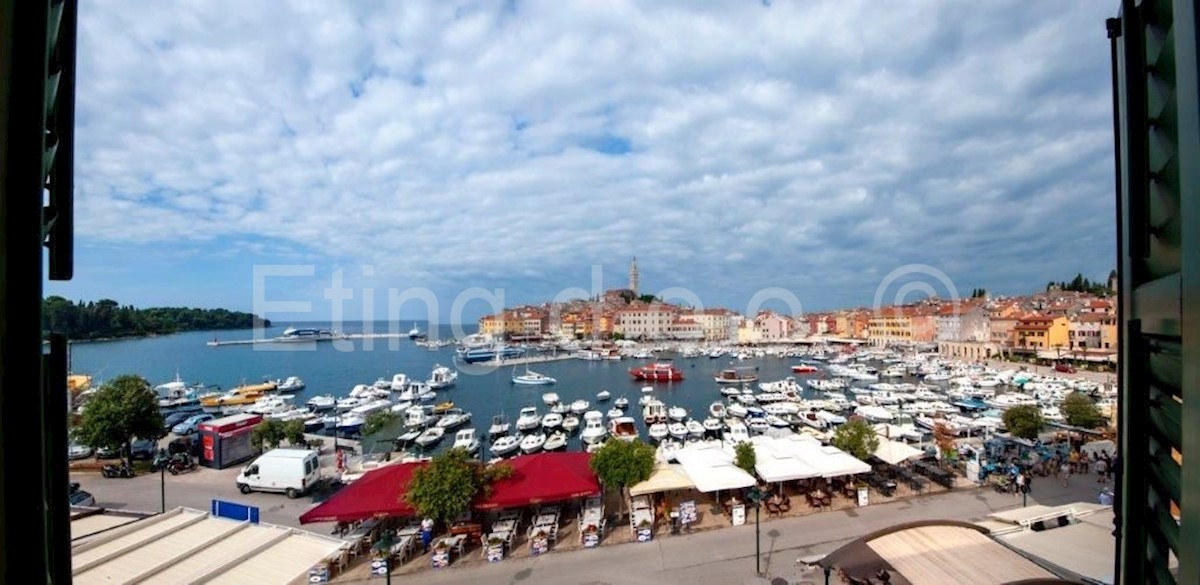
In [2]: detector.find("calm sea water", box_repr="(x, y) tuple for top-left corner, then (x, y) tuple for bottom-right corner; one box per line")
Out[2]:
(67, 322), (837, 454)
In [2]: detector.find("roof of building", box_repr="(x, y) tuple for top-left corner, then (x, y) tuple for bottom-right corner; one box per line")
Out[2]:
(817, 519), (1067, 584)
(71, 507), (345, 585)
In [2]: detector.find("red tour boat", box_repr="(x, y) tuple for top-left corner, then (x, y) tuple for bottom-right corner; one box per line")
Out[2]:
(791, 365), (819, 374)
(629, 362), (684, 382)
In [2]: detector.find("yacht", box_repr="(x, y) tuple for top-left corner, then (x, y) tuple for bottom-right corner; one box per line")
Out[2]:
(512, 367), (557, 385)
(427, 364), (458, 389)
(609, 416), (639, 441)
(516, 407), (541, 431)
(335, 414), (365, 435)
(306, 394), (336, 412)
(580, 411), (607, 444)
(407, 323), (424, 339)
(390, 374), (410, 391)
(520, 432), (547, 454)
(488, 414), (510, 437)
(490, 434), (521, 457)
(403, 406), (435, 428)
(642, 400), (667, 425)
(452, 428), (480, 454)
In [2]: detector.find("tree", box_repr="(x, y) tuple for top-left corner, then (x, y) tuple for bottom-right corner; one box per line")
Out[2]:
(589, 439), (656, 517)
(405, 448), (512, 526)
(832, 418), (880, 461)
(251, 419), (286, 450)
(282, 419), (307, 447)
(1061, 392), (1106, 429)
(932, 422), (958, 464)
(734, 441), (756, 474)
(362, 410), (397, 438)
(1002, 405), (1044, 440)
(74, 374), (166, 467)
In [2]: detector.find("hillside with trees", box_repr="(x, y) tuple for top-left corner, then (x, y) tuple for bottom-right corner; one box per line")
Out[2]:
(1045, 270), (1116, 296)
(43, 296), (270, 340)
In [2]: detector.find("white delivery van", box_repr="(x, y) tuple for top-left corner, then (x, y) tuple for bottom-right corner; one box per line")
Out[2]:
(236, 448), (320, 498)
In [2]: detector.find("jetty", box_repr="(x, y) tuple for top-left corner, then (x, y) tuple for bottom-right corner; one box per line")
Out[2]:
(206, 332), (419, 347)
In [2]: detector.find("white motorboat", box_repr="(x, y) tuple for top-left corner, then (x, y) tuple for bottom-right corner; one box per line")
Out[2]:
(427, 364), (458, 389)
(491, 435), (521, 457)
(638, 394), (654, 407)
(702, 417), (724, 433)
(609, 416), (639, 442)
(596, 390), (611, 402)
(512, 367), (557, 386)
(404, 405), (435, 428)
(667, 422), (688, 439)
(488, 414), (510, 437)
(607, 407), (623, 418)
(642, 400), (667, 425)
(415, 426), (445, 447)
(544, 431), (568, 451)
(276, 376), (306, 392)
(667, 406), (687, 421)
(436, 409), (472, 429)
(389, 400), (413, 414)
(396, 428), (421, 444)
(685, 419), (705, 437)
(452, 428), (480, 454)
(648, 423), (670, 441)
(640, 385), (654, 394)
(723, 420), (750, 445)
(614, 396), (629, 408)
(550, 402), (569, 414)
(516, 407), (541, 431)
(709, 402), (727, 419)
(541, 412), (563, 429)
(799, 411), (829, 429)
(390, 373), (410, 391)
(570, 399), (590, 414)
(726, 402), (749, 418)
(580, 411), (607, 444)
(520, 432), (547, 454)
(306, 394), (336, 411)
(562, 414), (580, 434)
(542, 392), (560, 405)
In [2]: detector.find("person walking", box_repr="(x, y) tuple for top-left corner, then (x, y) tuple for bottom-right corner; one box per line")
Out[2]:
(420, 517), (434, 553)
(1015, 471), (1026, 498)
(1060, 460), (1071, 487)
(1096, 456), (1109, 484)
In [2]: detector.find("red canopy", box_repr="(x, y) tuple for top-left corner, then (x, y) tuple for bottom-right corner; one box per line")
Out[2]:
(476, 452), (600, 510)
(299, 461), (426, 524)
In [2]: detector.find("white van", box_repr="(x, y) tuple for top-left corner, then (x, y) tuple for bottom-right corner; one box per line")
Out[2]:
(236, 449), (320, 499)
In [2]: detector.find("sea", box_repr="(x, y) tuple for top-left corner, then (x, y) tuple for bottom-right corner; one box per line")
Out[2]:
(67, 322), (831, 455)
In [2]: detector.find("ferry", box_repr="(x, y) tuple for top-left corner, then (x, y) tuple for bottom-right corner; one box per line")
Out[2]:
(199, 380), (277, 409)
(791, 364), (820, 374)
(715, 367), (759, 384)
(629, 362), (684, 382)
(277, 326), (335, 342)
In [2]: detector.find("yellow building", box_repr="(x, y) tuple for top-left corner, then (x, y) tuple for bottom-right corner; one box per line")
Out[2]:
(867, 309), (913, 345)
(1014, 315), (1070, 351)
(1100, 315), (1118, 351)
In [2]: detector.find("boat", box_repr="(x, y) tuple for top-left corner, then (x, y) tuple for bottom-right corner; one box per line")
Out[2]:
(607, 407), (623, 418)
(432, 401), (455, 414)
(542, 392), (560, 405)
(306, 394), (336, 411)
(709, 402), (728, 419)
(544, 431), (568, 451)
(519, 432), (547, 454)
(395, 428), (422, 445)
(415, 426), (446, 447)
(609, 416), (639, 441)
(512, 366), (557, 385)
(596, 390), (611, 402)
(390, 374), (410, 391)
(686, 419), (705, 437)
(642, 400), (667, 425)
(580, 411), (607, 444)
(403, 406), (435, 428)
(456, 334), (526, 363)
(715, 367), (759, 384)
(427, 365), (458, 389)
(541, 412), (563, 429)
(723, 419), (750, 445)
(490, 435), (521, 457)
(516, 406), (541, 431)
(408, 323), (425, 340)
(667, 406), (687, 421)
(614, 396), (629, 408)
(199, 380), (277, 409)
(488, 415), (510, 437)
(569, 399), (590, 414)
(791, 365), (820, 374)
(278, 327), (335, 342)
(336, 414), (365, 435)
(452, 428), (480, 454)
(667, 422), (688, 439)
(629, 362), (684, 382)
(562, 414), (580, 433)
(435, 408), (471, 429)
(702, 417), (724, 433)
(647, 423), (669, 442)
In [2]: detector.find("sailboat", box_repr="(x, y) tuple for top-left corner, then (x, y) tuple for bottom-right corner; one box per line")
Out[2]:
(407, 322), (425, 340)
(511, 365), (557, 385)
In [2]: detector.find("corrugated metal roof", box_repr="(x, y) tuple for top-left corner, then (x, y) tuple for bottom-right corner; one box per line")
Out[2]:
(867, 525), (1056, 584)
(70, 512), (141, 539)
(71, 508), (345, 585)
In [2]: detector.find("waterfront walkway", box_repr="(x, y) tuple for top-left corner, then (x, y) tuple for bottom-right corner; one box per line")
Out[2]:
(335, 474), (1107, 585)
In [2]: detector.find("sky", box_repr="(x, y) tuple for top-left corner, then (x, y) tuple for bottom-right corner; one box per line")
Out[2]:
(48, 0), (1119, 324)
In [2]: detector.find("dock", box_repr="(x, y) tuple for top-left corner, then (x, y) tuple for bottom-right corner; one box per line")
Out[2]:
(456, 353), (579, 368)
(206, 333), (419, 347)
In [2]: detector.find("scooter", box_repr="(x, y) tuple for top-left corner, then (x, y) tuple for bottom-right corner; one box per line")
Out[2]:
(100, 462), (135, 478)
(150, 450), (171, 472)
(166, 455), (197, 475)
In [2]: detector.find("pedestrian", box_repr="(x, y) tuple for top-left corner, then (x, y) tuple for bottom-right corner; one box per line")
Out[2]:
(1060, 461), (1071, 487)
(1095, 457), (1108, 484)
(1015, 471), (1026, 498)
(420, 517), (434, 553)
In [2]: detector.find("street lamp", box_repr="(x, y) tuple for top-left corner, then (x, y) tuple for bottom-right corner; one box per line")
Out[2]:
(746, 486), (764, 575)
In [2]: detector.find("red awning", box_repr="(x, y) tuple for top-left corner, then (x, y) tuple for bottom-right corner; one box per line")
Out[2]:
(299, 461), (426, 524)
(476, 452), (600, 510)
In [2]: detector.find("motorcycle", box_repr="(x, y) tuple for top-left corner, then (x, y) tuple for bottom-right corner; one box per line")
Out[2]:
(100, 462), (135, 478)
(150, 450), (171, 472)
(167, 454), (197, 475)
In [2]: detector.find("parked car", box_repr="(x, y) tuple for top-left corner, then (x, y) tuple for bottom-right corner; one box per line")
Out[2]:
(1054, 363), (1077, 374)
(129, 438), (158, 460)
(163, 411), (194, 428)
(172, 414), (214, 435)
(69, 489), (95, 507)
(95, 445), (121, 459)
(68, 441), (94, 460)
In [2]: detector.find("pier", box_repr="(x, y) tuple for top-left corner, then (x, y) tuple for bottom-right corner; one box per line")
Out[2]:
(459, 353), (579, 367)
(206, 333), (418, 347)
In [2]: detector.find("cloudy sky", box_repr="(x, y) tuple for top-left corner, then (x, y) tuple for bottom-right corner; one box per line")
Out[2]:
(49, 0), (1118, 323)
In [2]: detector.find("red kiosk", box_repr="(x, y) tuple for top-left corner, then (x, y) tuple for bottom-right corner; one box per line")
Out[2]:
(197, 413), (262, 469)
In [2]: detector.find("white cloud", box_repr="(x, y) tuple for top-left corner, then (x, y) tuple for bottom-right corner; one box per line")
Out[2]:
(70, 0), (1118, 313)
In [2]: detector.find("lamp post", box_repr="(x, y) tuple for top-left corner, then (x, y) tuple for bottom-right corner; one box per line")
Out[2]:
(747, 486), (764, 575)
(160, 463), (166, 513)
